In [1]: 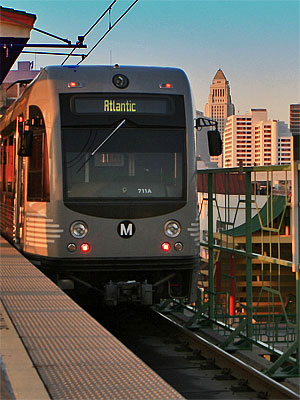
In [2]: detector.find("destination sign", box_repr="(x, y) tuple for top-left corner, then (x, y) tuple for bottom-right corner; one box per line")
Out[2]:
(74, 96), (171, 115)
(104, 100), (136, 112)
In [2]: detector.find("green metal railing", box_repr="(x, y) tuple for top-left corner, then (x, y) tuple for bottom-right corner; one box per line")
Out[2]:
(160, 164), (299, 379)
(197, 164), (299, 378)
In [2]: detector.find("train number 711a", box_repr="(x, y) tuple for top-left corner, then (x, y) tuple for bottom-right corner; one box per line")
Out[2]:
(138, 188), (152, 194)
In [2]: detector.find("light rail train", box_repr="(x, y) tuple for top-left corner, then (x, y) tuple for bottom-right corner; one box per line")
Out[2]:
(0, 65), (221, 304)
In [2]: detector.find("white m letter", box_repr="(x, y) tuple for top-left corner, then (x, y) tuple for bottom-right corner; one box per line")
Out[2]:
(120, 223), (132, 236)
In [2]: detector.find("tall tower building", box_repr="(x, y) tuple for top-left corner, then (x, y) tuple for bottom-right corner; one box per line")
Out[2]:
(205, 69), (235, 166)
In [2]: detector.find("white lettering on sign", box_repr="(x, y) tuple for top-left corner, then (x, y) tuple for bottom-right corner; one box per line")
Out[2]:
(138, 188), (152, 194)
(118, 220), (135, 238)
(104, 100), (136, 112)
(120, 223), (133, 236)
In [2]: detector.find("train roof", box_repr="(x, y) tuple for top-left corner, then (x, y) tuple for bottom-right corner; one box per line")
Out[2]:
(37, 64), (188, 83)
(33, 64), (191, 96)
(43, 64), (186, 74)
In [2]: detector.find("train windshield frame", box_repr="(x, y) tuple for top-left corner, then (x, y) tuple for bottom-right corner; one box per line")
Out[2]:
(60, 93), (187, 217)
(62, 126), (185, 201)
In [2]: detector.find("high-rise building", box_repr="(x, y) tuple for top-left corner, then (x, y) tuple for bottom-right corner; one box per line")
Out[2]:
(290, 104), (300, 160)
(290, 104), (300, 136)
(223, 109), (292, 168)
(205, 69), (235, 166)
(254, 119), (291, 166)
(223, 113), (253, 167)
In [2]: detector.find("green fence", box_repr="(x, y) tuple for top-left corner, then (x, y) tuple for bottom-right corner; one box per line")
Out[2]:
(195, 164), (299, 378)
(159, 164), (299, 379)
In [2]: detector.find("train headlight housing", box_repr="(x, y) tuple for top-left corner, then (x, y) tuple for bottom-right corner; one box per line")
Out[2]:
(164, 220), (181, 238)
(70, 221), (88, 239)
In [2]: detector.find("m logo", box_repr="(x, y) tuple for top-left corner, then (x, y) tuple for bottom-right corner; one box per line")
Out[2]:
(117, 220), (135, 238)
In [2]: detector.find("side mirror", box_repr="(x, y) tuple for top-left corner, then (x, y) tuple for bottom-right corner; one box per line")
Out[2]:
(18, 130), (33, 157)
(207, 130), (222, 156)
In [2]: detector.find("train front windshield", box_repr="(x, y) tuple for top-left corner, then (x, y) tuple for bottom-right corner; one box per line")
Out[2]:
(62, 127), (185, 200)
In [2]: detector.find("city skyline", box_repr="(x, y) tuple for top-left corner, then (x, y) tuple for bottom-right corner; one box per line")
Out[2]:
(1, 0), (299, 123)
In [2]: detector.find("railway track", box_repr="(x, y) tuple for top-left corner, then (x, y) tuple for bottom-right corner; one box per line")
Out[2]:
(154, 309), (299, 399)
(85, 302), (299, 400)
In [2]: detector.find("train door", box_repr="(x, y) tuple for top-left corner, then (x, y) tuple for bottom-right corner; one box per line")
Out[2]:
(0, 132), (16, 240)
(15, 115), (26, 245)
(15, 106), (50, 247)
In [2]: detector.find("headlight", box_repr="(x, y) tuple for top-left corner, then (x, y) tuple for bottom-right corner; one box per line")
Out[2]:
(70, 221), (88, 239)
(164, 220), (181, 238)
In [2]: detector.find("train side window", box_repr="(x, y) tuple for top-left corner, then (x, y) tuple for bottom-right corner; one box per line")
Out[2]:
(27, 107), (50, 202)
(1, 139), (7, 192)
(1, 135), (15, 194)
(7, 136), (15, 193)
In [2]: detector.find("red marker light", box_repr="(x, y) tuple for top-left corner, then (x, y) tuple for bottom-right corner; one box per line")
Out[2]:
(18, 116), (24, 122)
(160, 83), (173, 89)
(80, 243), (90, 253)
(68, 81), (81, 88)
(161, 242), (171, 252)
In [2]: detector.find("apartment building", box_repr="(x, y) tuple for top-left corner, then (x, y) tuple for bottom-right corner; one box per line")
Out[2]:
(223, 109), (291, 167)
(0, 61), (39, 109)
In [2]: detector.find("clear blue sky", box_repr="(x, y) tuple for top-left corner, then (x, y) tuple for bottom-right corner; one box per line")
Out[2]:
(2, 0), (299, 123)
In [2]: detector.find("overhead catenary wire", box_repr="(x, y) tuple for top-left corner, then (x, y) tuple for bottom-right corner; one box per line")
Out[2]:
(2, 0), (138, 61)
(84, 0), (118, 38)
(61, 0), (119, 65)
(77, 0), (139, 65)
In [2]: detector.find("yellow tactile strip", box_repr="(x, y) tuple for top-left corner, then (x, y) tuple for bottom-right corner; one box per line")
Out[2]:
(0, 237), (184, 399)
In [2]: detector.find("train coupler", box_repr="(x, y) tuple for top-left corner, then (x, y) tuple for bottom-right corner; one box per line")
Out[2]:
(104, 280), (153, 306)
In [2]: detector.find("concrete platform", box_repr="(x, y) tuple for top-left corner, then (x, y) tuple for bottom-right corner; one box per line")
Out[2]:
(0, 236), (183, 400)
(1, 300), (50, 400)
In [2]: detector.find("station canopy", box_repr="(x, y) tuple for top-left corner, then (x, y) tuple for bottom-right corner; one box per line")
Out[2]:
(0, 6), (36, 84)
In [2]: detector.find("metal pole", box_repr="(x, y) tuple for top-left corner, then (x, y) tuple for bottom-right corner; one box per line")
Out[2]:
(208, 172), (214, 321)
(245, 170), (253, 339)
(291, 161), (299, 274)
(291, 107), (299, 368)
(297, 166), (300, 371)
(230, 254), (236, 316)
(291, 162), (300, 369)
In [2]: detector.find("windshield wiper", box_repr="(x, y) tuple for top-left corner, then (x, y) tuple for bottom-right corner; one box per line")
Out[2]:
(76, 119), (126, 173)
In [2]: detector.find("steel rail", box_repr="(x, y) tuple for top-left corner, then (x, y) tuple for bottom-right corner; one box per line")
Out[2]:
(155, 309), (299, 399)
